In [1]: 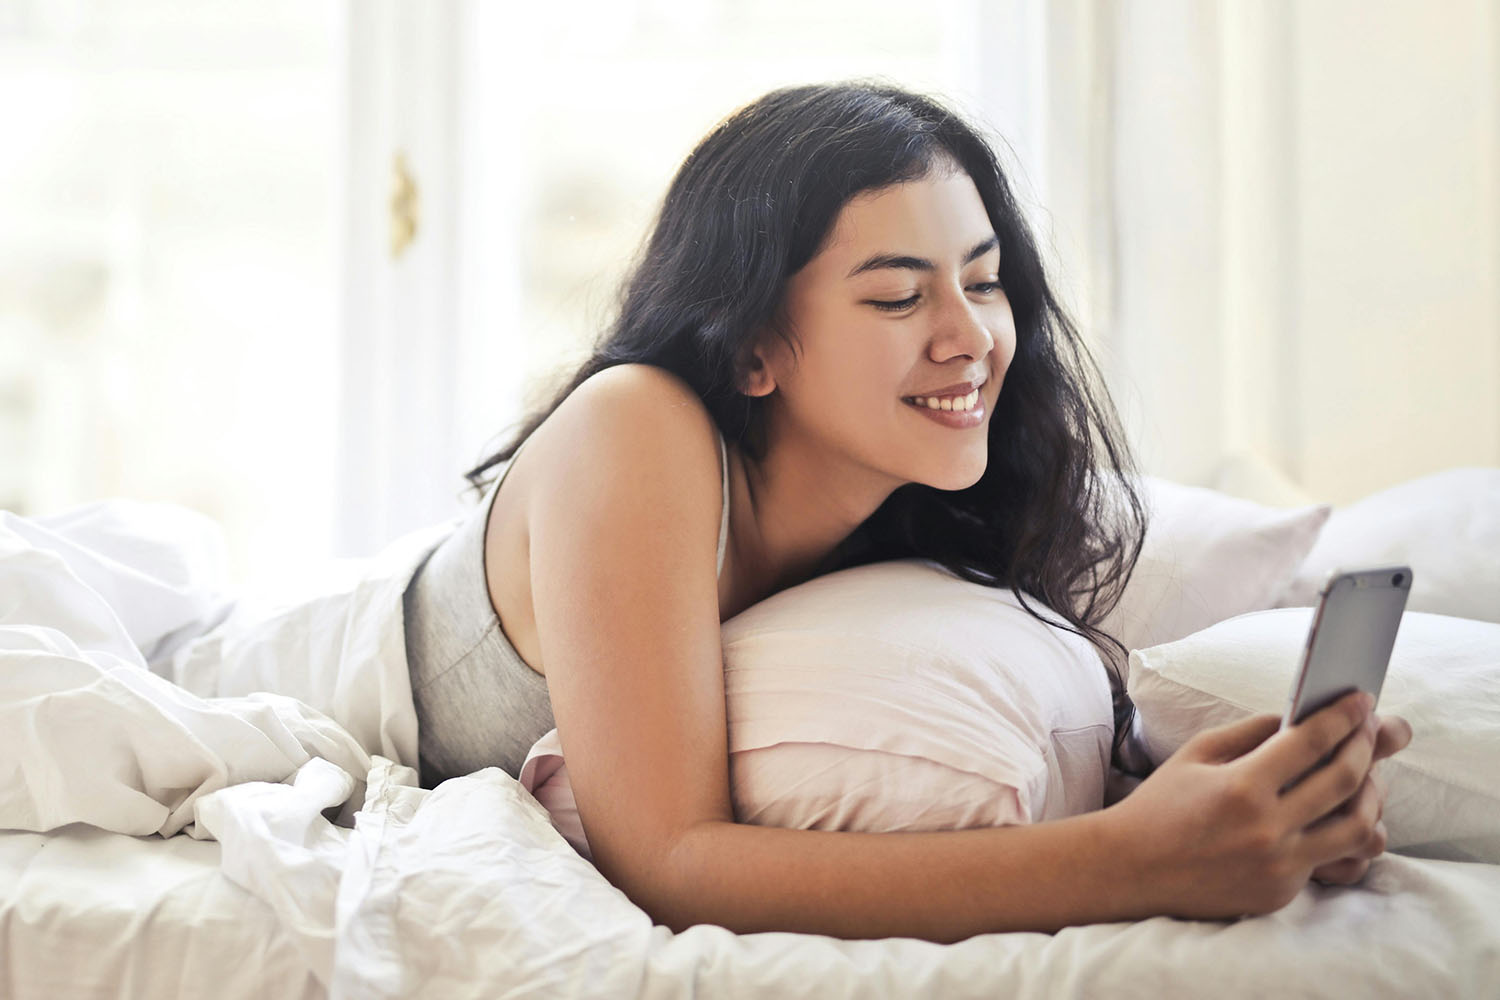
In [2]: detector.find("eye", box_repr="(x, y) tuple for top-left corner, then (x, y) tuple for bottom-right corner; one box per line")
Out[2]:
(869, 294), (920, 313)
(967, 280), (1002, 295)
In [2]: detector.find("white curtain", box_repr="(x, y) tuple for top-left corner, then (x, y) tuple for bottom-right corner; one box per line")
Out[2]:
(980, 0), (1500, 505)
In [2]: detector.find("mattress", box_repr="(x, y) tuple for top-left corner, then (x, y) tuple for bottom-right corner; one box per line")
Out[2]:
(0, 826), (317, 999)
(3, 790), (1499, 1000)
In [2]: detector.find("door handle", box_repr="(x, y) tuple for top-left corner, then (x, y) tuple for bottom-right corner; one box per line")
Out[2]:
(390, 150), (419, 258)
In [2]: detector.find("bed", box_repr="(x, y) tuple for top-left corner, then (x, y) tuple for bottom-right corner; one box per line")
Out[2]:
(2, 469), (1498, 999)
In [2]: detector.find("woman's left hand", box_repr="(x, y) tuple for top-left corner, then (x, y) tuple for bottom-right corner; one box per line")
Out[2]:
(1308, 714), (1413, 885)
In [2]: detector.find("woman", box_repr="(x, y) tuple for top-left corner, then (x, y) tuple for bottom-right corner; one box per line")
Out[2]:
(403, 82), (1412, 942)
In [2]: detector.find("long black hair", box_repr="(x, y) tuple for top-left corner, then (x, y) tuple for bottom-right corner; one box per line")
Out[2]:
(466, 81), (1149, 769)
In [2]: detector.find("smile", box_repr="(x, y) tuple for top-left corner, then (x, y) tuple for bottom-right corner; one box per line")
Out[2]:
(902, 389), (981, 412)
(901, 389), (986, 428)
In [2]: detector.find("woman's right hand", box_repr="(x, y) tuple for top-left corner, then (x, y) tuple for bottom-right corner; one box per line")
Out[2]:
(1108, 691), (1390, 920)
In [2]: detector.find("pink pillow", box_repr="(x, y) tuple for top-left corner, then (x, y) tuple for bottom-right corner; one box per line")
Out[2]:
(520, 560), (1114, 860)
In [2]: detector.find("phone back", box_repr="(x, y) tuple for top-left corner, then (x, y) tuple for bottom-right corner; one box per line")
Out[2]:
(1286, 566), (1412, 726)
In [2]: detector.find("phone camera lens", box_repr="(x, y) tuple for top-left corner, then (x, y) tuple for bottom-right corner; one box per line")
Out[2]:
(1392, 572), (1405, 587)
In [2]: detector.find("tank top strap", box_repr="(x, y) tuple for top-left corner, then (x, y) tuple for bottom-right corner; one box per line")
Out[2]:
(715, 430), (730, 579)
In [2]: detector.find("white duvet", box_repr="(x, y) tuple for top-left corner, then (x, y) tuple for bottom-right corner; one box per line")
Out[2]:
(2, 500), (1498, 999)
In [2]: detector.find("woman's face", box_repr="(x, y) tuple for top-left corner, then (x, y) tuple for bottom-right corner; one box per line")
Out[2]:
(757, 166), (1017, 492)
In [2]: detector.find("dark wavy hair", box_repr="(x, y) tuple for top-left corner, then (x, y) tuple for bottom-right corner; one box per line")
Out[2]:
(465, 81), (1150, 770)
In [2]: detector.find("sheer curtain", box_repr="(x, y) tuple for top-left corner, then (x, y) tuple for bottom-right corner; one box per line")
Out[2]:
(1021, 0), (1500, 504)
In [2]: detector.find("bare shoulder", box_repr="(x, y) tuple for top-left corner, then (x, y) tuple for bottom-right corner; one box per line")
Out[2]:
(524, 363), (724, 509)
(558, 363), (716, 441)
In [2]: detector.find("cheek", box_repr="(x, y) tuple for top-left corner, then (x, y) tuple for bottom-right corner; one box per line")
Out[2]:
(796, 319), (900, 402)
(991, 313), (1019, 368)
(807, 354), (895, 424)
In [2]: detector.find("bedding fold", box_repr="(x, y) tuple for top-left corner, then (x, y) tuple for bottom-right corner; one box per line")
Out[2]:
(0, 501), (440, 837)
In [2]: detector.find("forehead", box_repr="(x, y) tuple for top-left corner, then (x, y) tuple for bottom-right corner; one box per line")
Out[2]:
(815, 168), (994, 267)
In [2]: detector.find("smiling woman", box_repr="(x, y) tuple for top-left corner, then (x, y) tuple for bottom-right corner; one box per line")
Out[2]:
(397, 82), (1406, 942)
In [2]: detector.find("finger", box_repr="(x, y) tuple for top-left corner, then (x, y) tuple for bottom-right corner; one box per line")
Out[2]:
(1240, 691), (1371, 790)
(1281, 717), (1377, 829)
(1311, 856), (1370, 886)
(1317, 815), (1389, 866)
(1182, 712), (1281, 764)
(1359, 819), (1389, 860)
(1322, 821), (1389, 873)
(1300, 775), (1382, 862)
(1372, 715), (1413, 762)
(1312, 856), (1364, 884)
(1369, 764), (1387, 821)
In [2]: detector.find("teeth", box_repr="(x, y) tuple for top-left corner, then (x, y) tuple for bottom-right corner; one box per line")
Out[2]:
(907, 388), (981, 412)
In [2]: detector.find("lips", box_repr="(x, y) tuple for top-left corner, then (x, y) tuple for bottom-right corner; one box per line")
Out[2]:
(902, 375), (987, 401)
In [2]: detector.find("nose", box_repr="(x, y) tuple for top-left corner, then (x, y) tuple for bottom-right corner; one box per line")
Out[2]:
(927, 288), (995, 364)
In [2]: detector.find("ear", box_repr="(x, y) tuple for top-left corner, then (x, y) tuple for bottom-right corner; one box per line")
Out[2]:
(738, 340), (778, 398)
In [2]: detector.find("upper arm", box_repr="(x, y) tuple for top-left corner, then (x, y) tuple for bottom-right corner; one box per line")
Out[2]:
(522, 364), (732, 905)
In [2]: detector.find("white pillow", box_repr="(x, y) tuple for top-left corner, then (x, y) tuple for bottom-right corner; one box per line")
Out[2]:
(520, 560), (1115, 860)
(1128, 608), (1500, 864)
(1095, 476), (1331, 679)
(1275, 467), (1500, 624)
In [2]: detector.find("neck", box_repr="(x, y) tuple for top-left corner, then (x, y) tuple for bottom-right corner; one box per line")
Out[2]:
(726, 421), (898, 609)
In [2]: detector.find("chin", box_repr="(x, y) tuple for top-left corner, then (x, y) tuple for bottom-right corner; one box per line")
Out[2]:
(922, 453), (988, 492)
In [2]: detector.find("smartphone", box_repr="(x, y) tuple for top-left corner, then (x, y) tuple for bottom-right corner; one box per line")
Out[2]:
(1281, 565), (1412, 730)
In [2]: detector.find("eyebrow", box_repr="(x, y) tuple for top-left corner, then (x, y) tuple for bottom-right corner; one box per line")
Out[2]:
(845, 234), (1000, 279)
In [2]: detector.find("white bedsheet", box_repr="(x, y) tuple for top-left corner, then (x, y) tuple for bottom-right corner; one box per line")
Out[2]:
(0, 826), (319, 999)
(2, 500), (1499, 999)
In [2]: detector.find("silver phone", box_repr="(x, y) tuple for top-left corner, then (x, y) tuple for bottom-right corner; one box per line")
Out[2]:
(1281, 565), (1412, 730)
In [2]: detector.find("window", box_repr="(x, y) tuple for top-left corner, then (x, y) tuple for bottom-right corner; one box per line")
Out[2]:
(0, 1), (340, 584)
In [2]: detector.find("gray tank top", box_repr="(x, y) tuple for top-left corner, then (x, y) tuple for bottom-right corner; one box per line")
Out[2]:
(402, 429), (731, 787)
